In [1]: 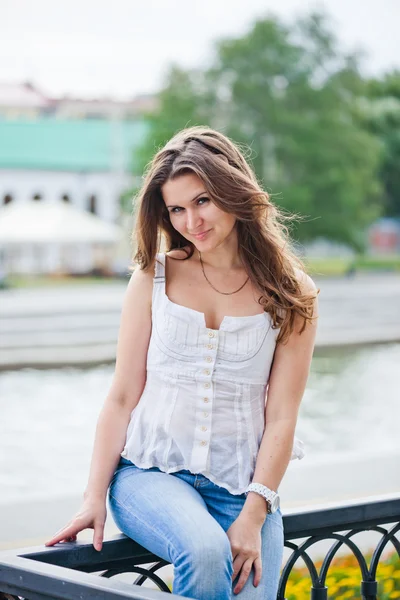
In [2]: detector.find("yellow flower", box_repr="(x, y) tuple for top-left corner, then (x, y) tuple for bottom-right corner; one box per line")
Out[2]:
(392, 569), (400, 578)
(383, 578), (394, 593)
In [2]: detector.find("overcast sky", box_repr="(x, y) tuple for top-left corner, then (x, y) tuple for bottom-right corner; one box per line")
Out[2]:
(1, 0), (399, 100)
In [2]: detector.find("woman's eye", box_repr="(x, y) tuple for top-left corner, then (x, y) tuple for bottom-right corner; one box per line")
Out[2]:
(170, 198), (209, 214)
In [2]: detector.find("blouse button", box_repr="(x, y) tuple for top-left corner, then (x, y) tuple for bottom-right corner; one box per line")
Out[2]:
(204, 382), (210, 389)
(200, 441), (207, 446)
(203, 369), (210, 376)
(201, 426), (208, 432)
(205, 356), (212, 363)
(207, 344), (214, 350)
(203, 397), (209, 403)
(203, 411), (209, 417)
(208, 331), (215, 338)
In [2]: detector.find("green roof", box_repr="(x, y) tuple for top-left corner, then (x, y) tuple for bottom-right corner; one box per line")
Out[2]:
(0, 118), (148, 172)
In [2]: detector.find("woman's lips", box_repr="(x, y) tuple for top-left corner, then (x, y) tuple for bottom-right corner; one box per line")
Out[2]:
(192, 229), (211, 240)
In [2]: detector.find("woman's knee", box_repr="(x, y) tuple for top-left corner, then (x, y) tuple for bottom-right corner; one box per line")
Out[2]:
(171, 531), (233, 600)
(176, 528), (233, 575)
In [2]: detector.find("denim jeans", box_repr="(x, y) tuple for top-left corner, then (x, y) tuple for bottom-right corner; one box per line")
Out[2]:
(108, 457), (284, 600)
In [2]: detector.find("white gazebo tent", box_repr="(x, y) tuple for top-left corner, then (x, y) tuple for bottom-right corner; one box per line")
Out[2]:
(0, 200), (123, 274)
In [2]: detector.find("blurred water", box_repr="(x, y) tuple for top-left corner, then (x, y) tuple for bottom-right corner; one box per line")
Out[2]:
(1, 343), (399, 505)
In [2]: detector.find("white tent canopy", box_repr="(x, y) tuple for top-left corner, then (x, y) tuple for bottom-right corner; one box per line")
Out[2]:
(0, 200), (122, 244)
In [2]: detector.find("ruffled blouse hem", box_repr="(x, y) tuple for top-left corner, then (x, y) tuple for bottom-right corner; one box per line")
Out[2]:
(121, 452), (248, 495)
(121, 438), (305, 496)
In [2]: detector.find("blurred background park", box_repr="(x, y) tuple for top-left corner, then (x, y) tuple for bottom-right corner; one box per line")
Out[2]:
(0, 0), (399, 596)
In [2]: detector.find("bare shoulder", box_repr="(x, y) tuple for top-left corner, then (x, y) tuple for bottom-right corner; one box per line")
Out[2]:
(124, 262), (155, 308)
(294, 267), (318, 295)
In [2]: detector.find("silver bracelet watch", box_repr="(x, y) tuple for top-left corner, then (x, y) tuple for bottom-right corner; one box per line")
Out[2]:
(245, 482), (280, 514)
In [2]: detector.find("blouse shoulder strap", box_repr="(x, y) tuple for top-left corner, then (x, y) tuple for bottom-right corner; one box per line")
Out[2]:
(154, 252), (166, 284)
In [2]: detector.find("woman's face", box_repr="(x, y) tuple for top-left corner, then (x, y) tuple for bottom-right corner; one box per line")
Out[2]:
(162, 173), (237, 251)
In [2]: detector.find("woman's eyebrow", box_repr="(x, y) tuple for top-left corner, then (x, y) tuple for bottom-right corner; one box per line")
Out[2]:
(190, 191), (208, 202)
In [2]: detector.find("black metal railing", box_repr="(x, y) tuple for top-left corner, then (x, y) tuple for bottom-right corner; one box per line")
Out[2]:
(0, 496), (399, 600)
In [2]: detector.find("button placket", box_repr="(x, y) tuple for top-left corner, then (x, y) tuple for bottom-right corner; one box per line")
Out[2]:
(200, 330), (217, 442)
(187, 329), (216, 472)
(193, 329), (218, 466)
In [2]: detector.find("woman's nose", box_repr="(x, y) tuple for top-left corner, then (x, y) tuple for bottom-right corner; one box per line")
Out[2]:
(186, 210), (203, 231)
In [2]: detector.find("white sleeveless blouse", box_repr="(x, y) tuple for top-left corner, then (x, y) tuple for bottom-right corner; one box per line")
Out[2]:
(121, 252), (305, 495)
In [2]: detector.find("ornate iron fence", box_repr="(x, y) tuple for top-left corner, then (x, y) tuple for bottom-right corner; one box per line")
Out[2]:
(0, 496), (399, 599)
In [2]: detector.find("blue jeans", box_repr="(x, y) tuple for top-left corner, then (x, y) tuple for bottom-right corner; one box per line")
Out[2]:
(108, 457), (284, 600)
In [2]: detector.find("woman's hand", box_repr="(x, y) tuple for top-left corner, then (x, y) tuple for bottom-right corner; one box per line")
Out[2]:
(44, 498), (107, 552)
(226, 514), (263, 595)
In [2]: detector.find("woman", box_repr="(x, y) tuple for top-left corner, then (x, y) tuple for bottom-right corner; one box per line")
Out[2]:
(46, 126), (319, 599)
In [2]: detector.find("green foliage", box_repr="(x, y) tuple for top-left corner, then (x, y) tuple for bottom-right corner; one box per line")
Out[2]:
(206, 12), (382, 249)
(131, 10), (387, 249)
(361, 70), (400, 217)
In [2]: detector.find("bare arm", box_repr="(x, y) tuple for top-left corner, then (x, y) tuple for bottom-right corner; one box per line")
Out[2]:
(241, 272), (319, 522)
(83, 266), (153, 501)
(45, 265), (153, 548)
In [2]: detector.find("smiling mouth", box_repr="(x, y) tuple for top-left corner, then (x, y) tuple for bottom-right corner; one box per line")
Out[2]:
(192, 229), (211, 238)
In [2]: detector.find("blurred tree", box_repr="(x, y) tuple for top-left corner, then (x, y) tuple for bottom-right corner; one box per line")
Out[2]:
(205, 12), (382, 249)
(131, 11), (383, 249)
(360, 71), (400, 217)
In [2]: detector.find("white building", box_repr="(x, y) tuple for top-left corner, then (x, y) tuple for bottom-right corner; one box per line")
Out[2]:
(0, 101), (148, 273)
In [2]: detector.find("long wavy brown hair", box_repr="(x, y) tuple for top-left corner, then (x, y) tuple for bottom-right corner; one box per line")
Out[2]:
(132, 125), (318, 343)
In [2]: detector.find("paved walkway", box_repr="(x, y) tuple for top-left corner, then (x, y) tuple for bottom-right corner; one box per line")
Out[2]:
(1, 273), (399, 369)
